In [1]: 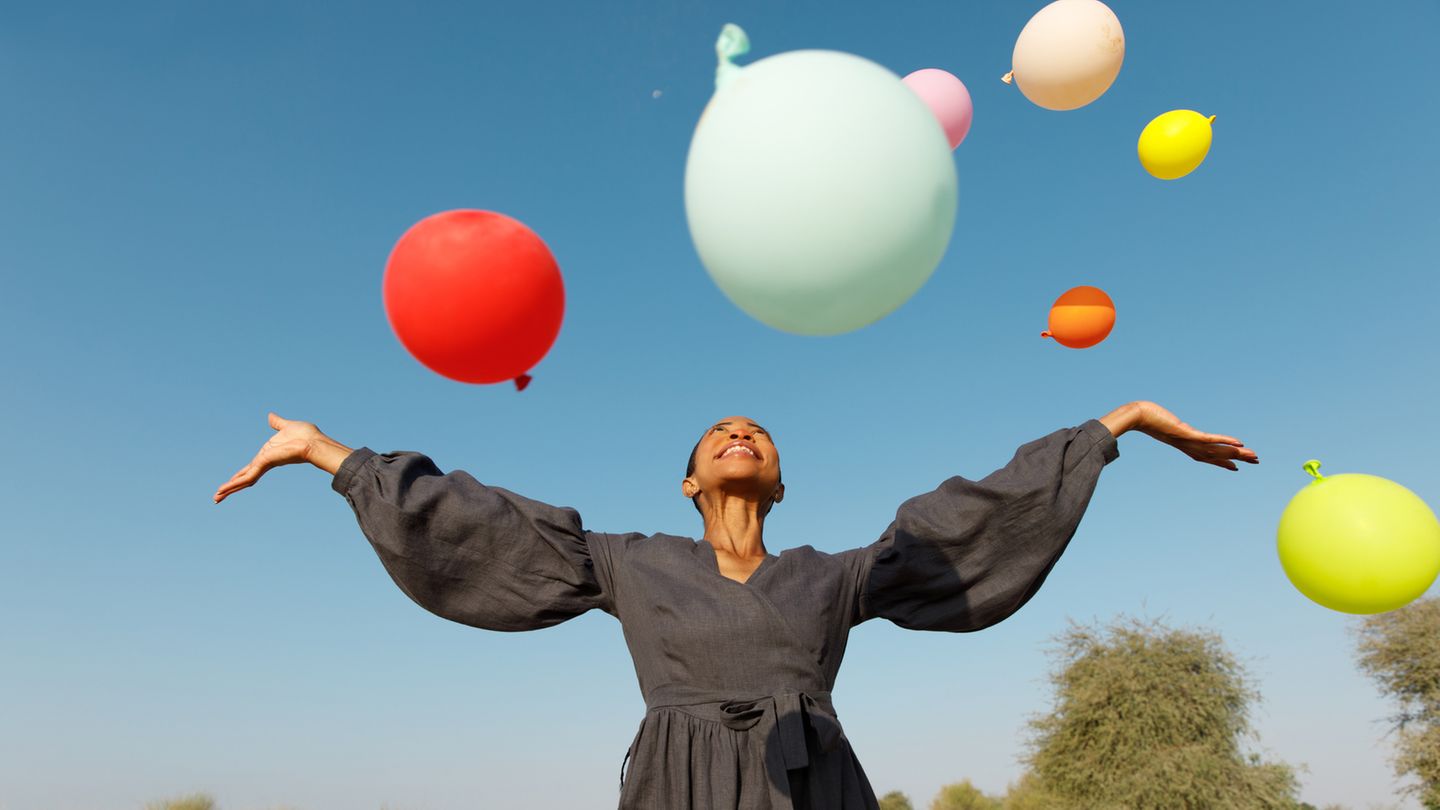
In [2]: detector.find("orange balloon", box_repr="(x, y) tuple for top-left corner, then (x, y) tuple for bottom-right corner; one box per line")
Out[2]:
(1041, 286), (1115, 348)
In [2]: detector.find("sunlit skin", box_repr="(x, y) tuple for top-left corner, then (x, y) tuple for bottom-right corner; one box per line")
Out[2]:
(681, 417), (785, 583)
(213, 401), (1259, 584)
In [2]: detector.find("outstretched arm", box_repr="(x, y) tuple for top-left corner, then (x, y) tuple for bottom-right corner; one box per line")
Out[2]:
(213, 412), (619, 630)
(848, 402), (1257, 631)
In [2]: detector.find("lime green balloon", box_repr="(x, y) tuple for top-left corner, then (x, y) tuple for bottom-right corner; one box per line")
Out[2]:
(1277, 460), (1440, 614)
(684, 25), (957, 336)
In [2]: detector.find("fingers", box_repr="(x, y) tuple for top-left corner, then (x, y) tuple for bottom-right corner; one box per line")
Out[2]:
(1146, 403), (1245, 447)
(1142, 403), (1256, 469)
(1175, 424), (1247, 448)
(214, 464), (265, 502)
(213, 465), (259, 503)
(1177, 422), (1243, 446)
(1192, 448), (1240, 471)
(1220, 444), (1258, 463)
(215, 413), (299, 504)
(1199, 445), (1257, 471)
(214, 448), (276, 501)
(213, 482), (244, 503)
(1176, 439), (1257, 472)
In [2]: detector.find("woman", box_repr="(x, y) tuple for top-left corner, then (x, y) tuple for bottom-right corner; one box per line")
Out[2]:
(213, 401), (1257, 810)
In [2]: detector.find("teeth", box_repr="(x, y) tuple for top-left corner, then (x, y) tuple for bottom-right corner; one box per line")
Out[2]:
(721, 445), (756, 459)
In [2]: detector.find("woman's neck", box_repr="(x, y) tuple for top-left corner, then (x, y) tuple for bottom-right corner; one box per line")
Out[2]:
(700, 497), (768, 558)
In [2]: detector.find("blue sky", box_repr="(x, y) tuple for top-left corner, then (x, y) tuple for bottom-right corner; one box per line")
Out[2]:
(2, 1), (1437, 808)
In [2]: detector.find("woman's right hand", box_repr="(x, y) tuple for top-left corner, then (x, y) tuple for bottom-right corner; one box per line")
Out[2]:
(213, 412), (327, 504)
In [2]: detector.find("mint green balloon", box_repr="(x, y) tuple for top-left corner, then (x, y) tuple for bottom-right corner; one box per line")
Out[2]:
(684, 27), (958, 336)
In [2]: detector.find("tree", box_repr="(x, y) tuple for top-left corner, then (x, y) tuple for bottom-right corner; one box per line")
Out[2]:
(144, 795), (215, 810)
(930, 779), (1003, 810)
(1020, 616), (1301, 809)
(1001, 771), (1058, 810)
(879, 790), (916, 810)
(1354, 596), (1440, 809)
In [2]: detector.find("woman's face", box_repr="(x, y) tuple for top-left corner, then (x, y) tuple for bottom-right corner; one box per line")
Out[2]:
(684, 415), (783, 509)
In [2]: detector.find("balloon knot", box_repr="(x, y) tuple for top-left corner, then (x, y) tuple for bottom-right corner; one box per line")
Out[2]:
(715, 23), (750, 91)
(514, 374), (532, 392)
(1040, 331), (1052, 339)
(1001, 71), (1014, 85)
(1302, 459), (1324, 481)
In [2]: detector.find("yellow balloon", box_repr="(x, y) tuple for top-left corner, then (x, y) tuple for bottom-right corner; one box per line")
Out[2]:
(1137, 110), (1215, 180)
(1277, 460), (1440, 614)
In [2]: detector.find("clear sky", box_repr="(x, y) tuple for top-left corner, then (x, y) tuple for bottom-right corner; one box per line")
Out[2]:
(2, 1), (1437, 808)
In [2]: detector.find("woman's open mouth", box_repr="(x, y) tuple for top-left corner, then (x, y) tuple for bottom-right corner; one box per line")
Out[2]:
(717, 442), (760, 461)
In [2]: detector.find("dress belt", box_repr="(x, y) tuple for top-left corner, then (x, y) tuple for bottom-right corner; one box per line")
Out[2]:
(620, 686), (846, 806)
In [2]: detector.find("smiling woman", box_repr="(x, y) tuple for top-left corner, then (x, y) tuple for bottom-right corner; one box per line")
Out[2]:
(212, 401), (1257, 810)
(683, 418), (784, 517)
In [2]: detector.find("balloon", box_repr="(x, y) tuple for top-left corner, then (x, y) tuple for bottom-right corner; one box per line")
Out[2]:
(383, 210), (564, 389)
(902, 69), (974, 149)
(685, 24), (957, 336)
(1277, 460), (1440, 614)
(1041, 285), (1115, 348)
(1003, 0), (1125, 111)
(1138, 110), (1216, 180)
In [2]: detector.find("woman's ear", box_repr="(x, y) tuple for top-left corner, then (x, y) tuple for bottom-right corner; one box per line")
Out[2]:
(760, 483), (785, 519)
(682, 477), (700, 499)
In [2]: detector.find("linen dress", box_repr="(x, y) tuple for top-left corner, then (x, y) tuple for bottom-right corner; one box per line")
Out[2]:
(330, 418), (1119, 810)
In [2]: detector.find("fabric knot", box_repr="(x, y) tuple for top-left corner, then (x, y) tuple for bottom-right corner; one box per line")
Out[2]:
(716, 689), (842, 771)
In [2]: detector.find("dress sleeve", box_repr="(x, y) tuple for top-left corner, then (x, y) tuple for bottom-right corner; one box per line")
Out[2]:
(850, 419), (1119, 632)
(331, 447), (615, 631)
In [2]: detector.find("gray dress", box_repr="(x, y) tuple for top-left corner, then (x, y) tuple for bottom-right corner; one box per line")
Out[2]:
(330, 419), (1119, 810)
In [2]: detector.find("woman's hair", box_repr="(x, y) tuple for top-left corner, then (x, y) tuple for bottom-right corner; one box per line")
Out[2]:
(685, 437), (782, 516)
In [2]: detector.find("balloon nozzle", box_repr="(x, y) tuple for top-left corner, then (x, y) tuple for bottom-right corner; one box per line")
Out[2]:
(1302, 459), (1324, 481)
(1001, 71), (1014, 85)
(1040, 331), (1053, 339)
(1208, 114), (1217, 124)
(714, 23), (750, 91)
(514, 374), (533, 392)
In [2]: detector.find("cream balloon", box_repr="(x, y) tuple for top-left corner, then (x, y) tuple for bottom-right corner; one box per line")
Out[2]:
(685, 26), (957, 336)
(1003, 0), (1125, 111)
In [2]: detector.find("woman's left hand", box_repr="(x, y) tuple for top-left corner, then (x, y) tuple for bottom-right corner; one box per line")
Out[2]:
(1108, 401), (1260, 472)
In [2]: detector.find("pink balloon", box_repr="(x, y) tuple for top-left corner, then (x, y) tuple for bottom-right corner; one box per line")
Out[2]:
(902, 68), (973, 149)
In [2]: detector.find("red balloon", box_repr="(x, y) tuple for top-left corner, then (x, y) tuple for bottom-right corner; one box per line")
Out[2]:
(383, 210), (564, 388)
